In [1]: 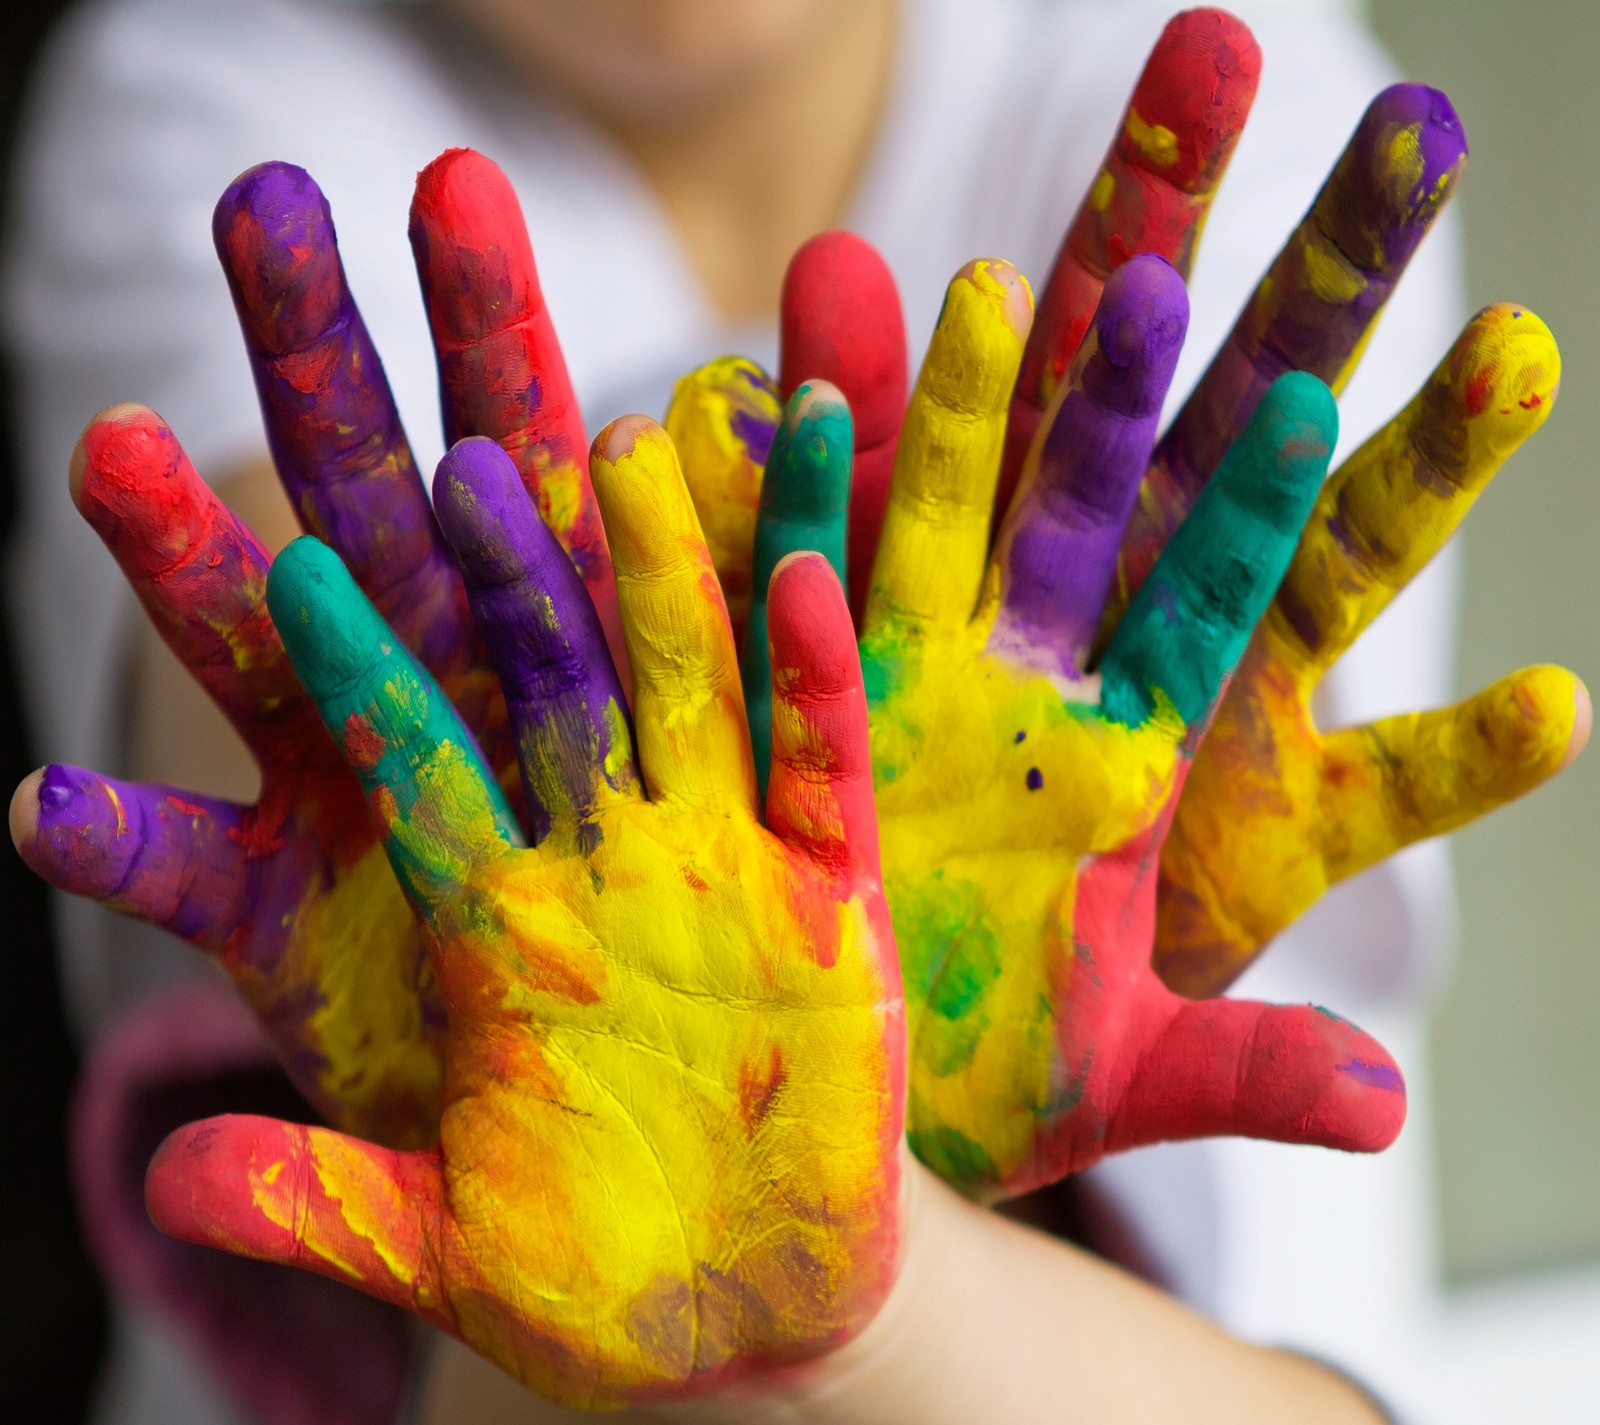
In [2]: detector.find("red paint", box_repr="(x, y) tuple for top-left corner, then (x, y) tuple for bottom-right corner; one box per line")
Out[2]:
(342, 713), (387, 771)
(779, 232), (908, 619)
(737, 1043), (788, 1131)
(1000, 9), (1262, 515)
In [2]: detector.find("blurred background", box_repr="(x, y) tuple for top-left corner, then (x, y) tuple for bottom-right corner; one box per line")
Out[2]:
(1, 0), (1597, 1421)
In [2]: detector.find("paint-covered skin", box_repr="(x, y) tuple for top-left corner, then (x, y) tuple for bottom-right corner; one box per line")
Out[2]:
(146, 428), (904, 1409)
(998, 6), (1262, 513)
(665, 355), (780, 639)
(778, 230), (909, 612)
(1109, 82), (1470, 621)
(740, 381), (853, 797)
(409, 147), (627, 679)
(667, 231), (906, 631)
(1157, 305), (1588, 996)
(855, 256), (1404, 1198)
(14, 408), (442, 1148)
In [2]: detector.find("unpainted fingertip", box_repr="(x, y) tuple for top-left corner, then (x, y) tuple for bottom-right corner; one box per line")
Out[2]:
(8, 769), (42, 853)
(953, 257), (1034, 337)
(594, 413), (667, 467)
(789, 378), (847, 420)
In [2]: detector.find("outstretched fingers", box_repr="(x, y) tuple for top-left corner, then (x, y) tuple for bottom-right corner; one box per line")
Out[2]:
(1270, 305), (1560, 679)
(991, 256), (1188, 677)
(665, 356), (781, 639)
(1100, 373), (1336, 735)
(433, 438), (638, 851)
(1319, 665), (1590, 884)
(766, 552), (882, 888)
(146, 1114), (452, 1327)
(590, 417), (757, 812)
(865, 260), (1032, 639)
(1000, 8), (1261, 510)
(11, 767), (251, 952)
(215, 164), (471, 676)
(266, 538), (520, 919)
(1118, 83), (1469, 611)
(779, 231), (908, 611)
(1110, 998), (1406, 1155)
(741, 382), (853, 796)
(410, 148), (624, 676)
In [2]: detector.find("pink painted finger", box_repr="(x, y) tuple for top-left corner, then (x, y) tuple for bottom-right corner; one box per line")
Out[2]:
(998, 8), (1261, 514)
(766, 551), (880, 885)
(1111, 998), (1406, 1156)
(1114, 84), (1469, 613)
(13, 766), (252, 953)
(72, 406), (302, 753)
(146, 1114), (451, 1327)
(409, 149), (625, 679)
(214, 163), (473, 682)
(779, 231), (908, 616)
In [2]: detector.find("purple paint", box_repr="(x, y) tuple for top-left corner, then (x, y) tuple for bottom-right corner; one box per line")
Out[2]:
(432, 438), (634, 846)
(1336, 1057), (1406, 1094)
(994, 255), (1189, 674)
(1133, 84), (1468, 588)
(213, 163), (474, 688)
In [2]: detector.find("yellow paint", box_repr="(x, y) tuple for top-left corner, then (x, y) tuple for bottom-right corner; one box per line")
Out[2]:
(1157, 306), (1584, 997)
(1090, 169), (1117, 213)
(1125, 107), (1180, 168)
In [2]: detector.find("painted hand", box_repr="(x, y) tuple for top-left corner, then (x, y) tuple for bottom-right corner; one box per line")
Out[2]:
(847, 254), (1404, 1200)
(145, 424), (904, 1409)
(12, 150), (609, 1146)
(1157, 305), (1589, 995)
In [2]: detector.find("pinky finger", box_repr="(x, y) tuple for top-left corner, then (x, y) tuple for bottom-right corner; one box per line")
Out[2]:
(766, 552), (880, 888)
(11, 766), (249, 952)
(1320, 665), (1589, 884)
(146, 1113), (451, 1326)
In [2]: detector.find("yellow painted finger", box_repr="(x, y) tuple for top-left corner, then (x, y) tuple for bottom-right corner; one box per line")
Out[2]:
(864, 259), (1031, 638)
(1270, 305), (1560, 684)
(590, 416), (758, 811)
(1319, 664), (1588, 883)
(664, 356), (781, 641)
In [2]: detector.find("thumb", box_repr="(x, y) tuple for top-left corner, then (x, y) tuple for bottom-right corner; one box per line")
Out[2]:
(1109, 998), (1406, 1156)
(146, 1114), (452, 1329)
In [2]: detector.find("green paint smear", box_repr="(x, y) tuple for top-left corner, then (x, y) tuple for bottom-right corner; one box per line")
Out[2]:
(908, 1124), (996, 1192)
(741, 385), (851, 797)
(1100, 372), (1335, 730)
(896, 873), (1003, 1077)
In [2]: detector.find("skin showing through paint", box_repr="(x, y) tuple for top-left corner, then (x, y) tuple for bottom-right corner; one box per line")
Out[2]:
(142, 426), (905, 1409)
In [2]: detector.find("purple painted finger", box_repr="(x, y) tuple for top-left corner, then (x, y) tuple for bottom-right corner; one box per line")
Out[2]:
(991, 256), (1189, 678)
(1114, 84), (1468, 616)
(214, 162), (473, 682)
(14, 766), (252, 952)
(433, 439), (639, 850)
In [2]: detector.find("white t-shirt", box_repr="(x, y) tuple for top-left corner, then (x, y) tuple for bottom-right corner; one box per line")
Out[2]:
(2, 0), (1465, 1415)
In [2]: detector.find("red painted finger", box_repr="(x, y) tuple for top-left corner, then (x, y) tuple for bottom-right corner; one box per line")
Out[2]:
(779, 230), (908, 618)
(409, 149), (625, 678)
(998, 8), (1261, 515)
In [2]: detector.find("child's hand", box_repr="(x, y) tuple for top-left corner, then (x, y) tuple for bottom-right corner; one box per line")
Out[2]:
(12, 406), (445, 1147)
(851, 255), (1405, 1198)
(12, 152), (610, 1147)
(1157, 304), (1588, 995)
(144, 424), (905, 1410)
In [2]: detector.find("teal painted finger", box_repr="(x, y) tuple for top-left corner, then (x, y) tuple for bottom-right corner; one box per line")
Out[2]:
(1100, 372), (1336, 733)
(740, 381), (852, 797)
(266, 536), (521, 916)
